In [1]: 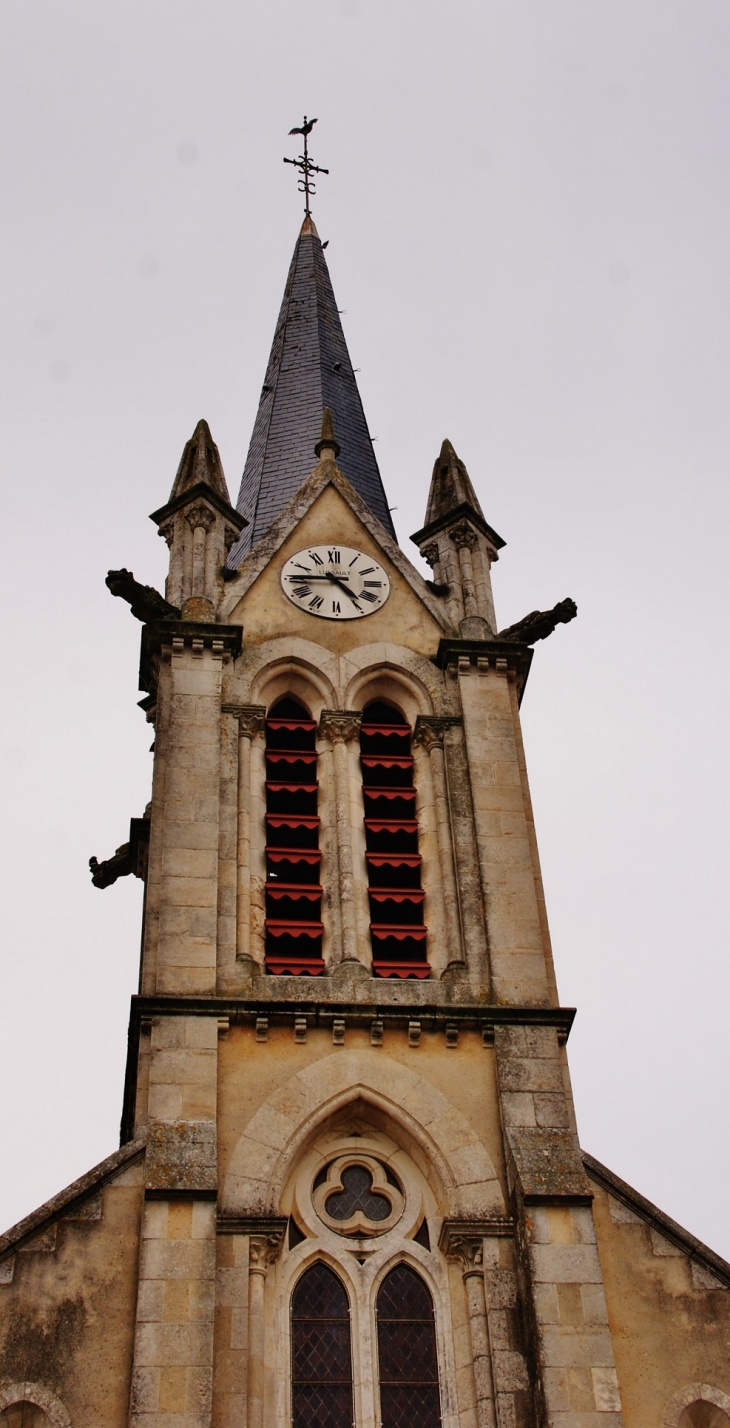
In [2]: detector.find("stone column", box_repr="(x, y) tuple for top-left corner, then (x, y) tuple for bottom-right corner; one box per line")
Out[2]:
(440, 1225), (497, 1428)
(187, 505), (215, 599)
(413, 717), (463, 970)
(319, 710), (362, 967)
(246, 1223), (286, 1428)
(225, 706), (266, 969)
(451, 520), (479, 620)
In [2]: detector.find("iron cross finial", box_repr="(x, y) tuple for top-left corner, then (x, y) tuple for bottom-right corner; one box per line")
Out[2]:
(284, 116), (329, 216)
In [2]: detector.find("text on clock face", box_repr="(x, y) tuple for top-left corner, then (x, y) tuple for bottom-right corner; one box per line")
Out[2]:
(280, 545), (391, 620)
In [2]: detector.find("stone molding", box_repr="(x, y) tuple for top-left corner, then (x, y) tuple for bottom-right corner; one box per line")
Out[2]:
(318, 709), (362, 744)
(0, 1383), (71, 1428)
(222, 1048), (505, 1220)
(663, 1384), (730, 1426)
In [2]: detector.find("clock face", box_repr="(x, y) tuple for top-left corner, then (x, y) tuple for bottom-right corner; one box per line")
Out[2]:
(281, 545), (391, 620)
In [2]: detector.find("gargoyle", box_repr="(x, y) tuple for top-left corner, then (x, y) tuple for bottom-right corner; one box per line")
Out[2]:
(90, 845), (134, 889)
(498, 597), (577, 645)
(105, 568), (180, 623)
(90, 814), (150, 889)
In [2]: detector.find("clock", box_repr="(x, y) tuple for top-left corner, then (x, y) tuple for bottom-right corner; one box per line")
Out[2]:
(281, 545), (391, 620)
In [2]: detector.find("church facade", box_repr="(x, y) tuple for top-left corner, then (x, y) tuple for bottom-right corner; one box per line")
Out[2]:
(1, 214), (729, 1428)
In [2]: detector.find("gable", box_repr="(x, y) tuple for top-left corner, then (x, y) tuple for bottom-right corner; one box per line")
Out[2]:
(226, 481), (448, 659)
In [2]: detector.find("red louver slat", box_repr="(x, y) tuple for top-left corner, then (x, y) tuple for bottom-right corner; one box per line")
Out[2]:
(264, 699), (324, 976)
(361, 703), (429, 979)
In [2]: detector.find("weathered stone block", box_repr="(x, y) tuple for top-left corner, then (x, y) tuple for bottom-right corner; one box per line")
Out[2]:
(145, 1121), (217, 1195)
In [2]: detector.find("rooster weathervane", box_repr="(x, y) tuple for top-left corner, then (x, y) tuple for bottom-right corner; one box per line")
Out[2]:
(284, 116), (329, 216)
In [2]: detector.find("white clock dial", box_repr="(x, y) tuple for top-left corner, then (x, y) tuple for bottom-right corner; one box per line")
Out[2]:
(281, 545), (391, 620)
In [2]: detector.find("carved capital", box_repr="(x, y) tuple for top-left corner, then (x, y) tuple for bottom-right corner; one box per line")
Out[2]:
(450, 520), (478, 551)
(223, 524), (240, 553)
(248, 1220), (288, 1275)
(158, 518), (175, 548)
(222, 703), (266, 739)
(421, 542), (440, 568)
(185, 503), (216, 532)
(439, 1217), (514, 1276)
(319, 709), (362, 745)
(413, 715), (461, 752)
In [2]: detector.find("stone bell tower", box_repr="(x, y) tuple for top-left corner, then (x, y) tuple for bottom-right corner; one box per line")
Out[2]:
(2, 209), (730, 1428)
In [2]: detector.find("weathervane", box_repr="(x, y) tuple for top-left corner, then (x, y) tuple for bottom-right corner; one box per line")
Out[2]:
(284, 116), (329, 216)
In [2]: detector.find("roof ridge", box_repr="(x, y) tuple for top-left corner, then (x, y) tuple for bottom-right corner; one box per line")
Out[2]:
(0, 1137), (147, 1259)
(582, 1148), (730, 1286)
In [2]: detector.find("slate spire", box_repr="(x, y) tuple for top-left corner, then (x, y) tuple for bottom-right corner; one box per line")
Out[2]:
(229, 216), (395, 564)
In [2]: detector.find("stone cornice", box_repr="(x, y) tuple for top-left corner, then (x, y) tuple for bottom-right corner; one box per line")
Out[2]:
(121, 997), (575, 1143)
(150, 481), (246, 533)
(216, 1215), (287, 1259)
(139, 620), (243, 694)
(439, 1217), (516, 1266)
(411, 502), (506, 553)
(435, 638), (534, 704)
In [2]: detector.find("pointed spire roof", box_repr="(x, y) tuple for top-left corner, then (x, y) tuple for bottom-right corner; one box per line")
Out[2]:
(411, 437), (506, 551)
(229, 218), (395, 564)
(170, 418), (232, 504)
(424, 439), (485, 527)
(149, 418), (246, 536)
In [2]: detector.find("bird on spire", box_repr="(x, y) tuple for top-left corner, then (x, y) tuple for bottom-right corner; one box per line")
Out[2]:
(283, 115), (329, 216)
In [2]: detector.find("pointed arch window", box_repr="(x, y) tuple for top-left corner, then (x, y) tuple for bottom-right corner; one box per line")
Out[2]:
(360, 701), (429, 978)
(376, 1264), (442, 1428)
(265, 697), (324, 975)
(291, 1262), (353, 1428)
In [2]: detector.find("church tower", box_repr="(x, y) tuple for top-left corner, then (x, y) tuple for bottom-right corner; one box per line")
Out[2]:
(2, 199), (730, 1428)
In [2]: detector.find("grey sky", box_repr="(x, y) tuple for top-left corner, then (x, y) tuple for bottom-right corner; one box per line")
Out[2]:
(1, 0), (729, 1256)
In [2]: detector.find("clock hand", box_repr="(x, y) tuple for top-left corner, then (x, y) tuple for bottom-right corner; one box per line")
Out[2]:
(285, 572), (361, 607)
(324, 573), (361, 606)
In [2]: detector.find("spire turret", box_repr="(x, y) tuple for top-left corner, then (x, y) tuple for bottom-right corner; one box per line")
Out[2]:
(411, 438), (505, 637)
(150, 419), (246, 618)
(229, 220), (395, 563)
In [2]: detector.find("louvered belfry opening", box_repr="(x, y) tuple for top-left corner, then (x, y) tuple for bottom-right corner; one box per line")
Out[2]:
(264, 697), (324, 976)
(361, 701), (430, 979)
(291, 1262), (353, 1428)
(376, 1263), (442, 1428)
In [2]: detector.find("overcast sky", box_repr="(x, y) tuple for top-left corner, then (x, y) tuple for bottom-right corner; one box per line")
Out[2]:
(1, 0), (729, 1258)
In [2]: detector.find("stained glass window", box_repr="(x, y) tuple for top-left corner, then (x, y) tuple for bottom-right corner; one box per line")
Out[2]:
(325, 1164), (392, 1222)
(291, 1262), (353, 1428)
(377, 1263), (442, 1428)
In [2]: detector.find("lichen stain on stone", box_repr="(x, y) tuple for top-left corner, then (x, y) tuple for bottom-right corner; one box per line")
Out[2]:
(0, 1294), (88, 1385)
